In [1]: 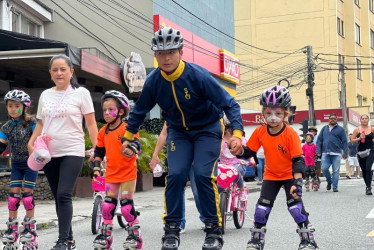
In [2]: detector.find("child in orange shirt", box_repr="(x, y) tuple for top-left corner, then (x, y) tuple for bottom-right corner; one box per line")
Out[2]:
(91, 90), (143, 250)
(236, 85), (318, 250)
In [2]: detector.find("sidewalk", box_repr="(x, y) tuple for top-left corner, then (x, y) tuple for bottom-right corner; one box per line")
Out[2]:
(0, 180), (262, 233)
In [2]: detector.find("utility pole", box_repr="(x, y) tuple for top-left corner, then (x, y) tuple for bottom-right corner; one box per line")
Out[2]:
(306, 46), (316, 126)
(339, 55), (348, 134)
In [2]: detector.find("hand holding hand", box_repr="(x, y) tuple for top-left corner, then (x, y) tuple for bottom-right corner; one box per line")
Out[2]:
(121, 141), (134, 157)
(229, 137), (243, 155)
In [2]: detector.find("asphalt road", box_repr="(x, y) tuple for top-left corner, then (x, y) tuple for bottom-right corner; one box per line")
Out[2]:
(32, 178), (374, 249)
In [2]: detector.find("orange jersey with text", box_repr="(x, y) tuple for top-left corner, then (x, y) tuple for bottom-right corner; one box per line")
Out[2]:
(97, 122), (139, 183)
(246, 124), (303, 181)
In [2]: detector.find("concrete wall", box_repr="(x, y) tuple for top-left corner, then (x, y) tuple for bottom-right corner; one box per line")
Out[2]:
(39, 0), (154, 67)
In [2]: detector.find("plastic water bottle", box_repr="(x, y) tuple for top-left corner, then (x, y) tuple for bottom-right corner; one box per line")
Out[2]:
(361, 131), (365, 143)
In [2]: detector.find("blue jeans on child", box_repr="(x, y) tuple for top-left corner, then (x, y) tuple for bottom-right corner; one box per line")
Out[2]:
(257, 158), (265, 182)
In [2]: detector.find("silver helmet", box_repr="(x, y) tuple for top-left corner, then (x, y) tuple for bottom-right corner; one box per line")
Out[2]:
(260, 85), (291, 107)
(151, 27), (184, 51)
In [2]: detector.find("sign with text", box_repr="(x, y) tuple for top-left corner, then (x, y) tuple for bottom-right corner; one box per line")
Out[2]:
(120, 52), (146, 93)
(219, 49), (240, 84)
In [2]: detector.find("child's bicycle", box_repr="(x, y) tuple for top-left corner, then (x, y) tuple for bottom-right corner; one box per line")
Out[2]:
(91, 171), (127, 234)
(217, 162), (249, 234)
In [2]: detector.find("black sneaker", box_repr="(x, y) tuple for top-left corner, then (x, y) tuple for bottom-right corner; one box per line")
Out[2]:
(366, 187), (372, 195)
(51, 240), (68, 250)
(333, 188), (338, 192)
(67, 240), (76, 250)
(326, 183), (331, 190)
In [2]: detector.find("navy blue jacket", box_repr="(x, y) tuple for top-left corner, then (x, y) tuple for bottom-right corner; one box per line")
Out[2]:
(126, 60), (243, 134)
(316, 124), (348, 158)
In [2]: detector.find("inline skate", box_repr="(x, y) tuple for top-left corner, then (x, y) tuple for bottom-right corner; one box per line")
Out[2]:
(2, 218), (19, 250)
(19, 217), (38, 250)
(297, 224), (319, 250)
(93, 223), (113, 250)
(246, 226), (266, 250)
(123, 219), (142, 250)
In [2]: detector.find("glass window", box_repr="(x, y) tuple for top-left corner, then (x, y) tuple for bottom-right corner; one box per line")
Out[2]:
(372, 63), (374, 82)
(357, 95), (363, 106)
(371, 30), (374, 49)
(370, 0), (374, 12)
(11, 12), (19, 32)
(357, 59), (362, 80)
(355, 24), (361, 44)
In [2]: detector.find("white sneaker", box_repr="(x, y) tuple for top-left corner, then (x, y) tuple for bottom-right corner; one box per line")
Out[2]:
(180, 227), (186, 234)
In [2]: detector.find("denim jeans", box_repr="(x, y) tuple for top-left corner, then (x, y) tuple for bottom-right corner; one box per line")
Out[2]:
(321, 154), (341, 189)
(257, 158), (265, 181)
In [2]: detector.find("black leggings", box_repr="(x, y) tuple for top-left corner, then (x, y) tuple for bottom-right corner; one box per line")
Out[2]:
(358, 149), (374, 188)
(44, 156), (84, 241)
(256, 179), (309, 227)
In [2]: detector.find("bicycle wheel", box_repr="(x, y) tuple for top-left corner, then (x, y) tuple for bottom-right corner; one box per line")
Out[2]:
(219, 192), (229, 234)
(233, 199), (246, 229)
(117, 214), (127, 228)
(91, 195), (103, 234)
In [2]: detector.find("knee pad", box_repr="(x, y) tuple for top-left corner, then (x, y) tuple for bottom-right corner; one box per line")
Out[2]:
(254, 198), (273, 225)
(8, 192), (21, 211)
(22, 192), (35, 211)
(102, 196), (117, 220)
(120, 198), (138, 222)
(287, 199), (308, 224)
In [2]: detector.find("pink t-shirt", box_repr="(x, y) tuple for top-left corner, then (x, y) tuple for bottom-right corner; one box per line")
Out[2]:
(302, 143), (316, 166)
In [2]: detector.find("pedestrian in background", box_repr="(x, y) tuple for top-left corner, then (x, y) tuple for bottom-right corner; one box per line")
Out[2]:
(346, 133), (359, 179)
(302, 132), (318, 191)
(0, 90), (38, 248)
(351, 114), (374, 195)
(28, 54), (98, 250)
(256, 146), (265, 185)
(121, 27), (243, 250)
(316, 113), (348, 192)
(308, 127), (322, 183)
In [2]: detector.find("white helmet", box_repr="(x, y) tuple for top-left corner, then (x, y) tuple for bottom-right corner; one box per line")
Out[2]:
(4, 90), (31, 107)
(101, 90), (130, 117)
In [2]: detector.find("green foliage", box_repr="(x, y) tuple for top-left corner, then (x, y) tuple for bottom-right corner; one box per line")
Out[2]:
(139, 118), (164, 135)
(137, 129), (167, 173)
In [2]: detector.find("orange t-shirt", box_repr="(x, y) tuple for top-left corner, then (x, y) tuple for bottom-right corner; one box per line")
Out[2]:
(97, 122), (139, 183)
(246, 124), (303, 181)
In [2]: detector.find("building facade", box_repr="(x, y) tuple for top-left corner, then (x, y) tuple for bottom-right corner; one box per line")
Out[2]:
(235, 0), (374, 117)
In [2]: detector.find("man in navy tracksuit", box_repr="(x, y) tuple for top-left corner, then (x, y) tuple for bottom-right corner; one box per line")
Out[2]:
(121, 27), (243, 250)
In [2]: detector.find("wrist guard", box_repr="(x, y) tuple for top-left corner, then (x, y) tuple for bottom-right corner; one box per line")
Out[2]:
(238, 146), (257, 161)
(292, 178), (303, 197)
(121, 137), (142, 155)
(0, 141), (7, 154)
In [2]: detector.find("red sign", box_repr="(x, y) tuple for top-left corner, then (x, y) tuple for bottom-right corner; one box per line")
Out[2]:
(219, 49), (240, 84)
(242, 108), (355, 126)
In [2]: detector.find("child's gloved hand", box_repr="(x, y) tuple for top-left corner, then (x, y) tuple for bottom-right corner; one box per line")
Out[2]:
(153, 164), (163, 177)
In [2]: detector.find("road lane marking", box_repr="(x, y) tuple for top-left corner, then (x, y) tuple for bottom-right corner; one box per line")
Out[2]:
(366, 208), (374, 218)
(367, 230), (374, 237)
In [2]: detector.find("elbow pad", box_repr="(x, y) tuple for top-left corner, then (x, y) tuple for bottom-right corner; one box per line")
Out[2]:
(94, 146), (106, 159)
(292, 157), (305, 175)
(0, 141), (7, 154)
(239, 146), (257, 161)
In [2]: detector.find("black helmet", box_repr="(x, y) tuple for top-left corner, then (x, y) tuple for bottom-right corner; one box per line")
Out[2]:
(260, 85), (291, 107)
(151, 27), (184, 51)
